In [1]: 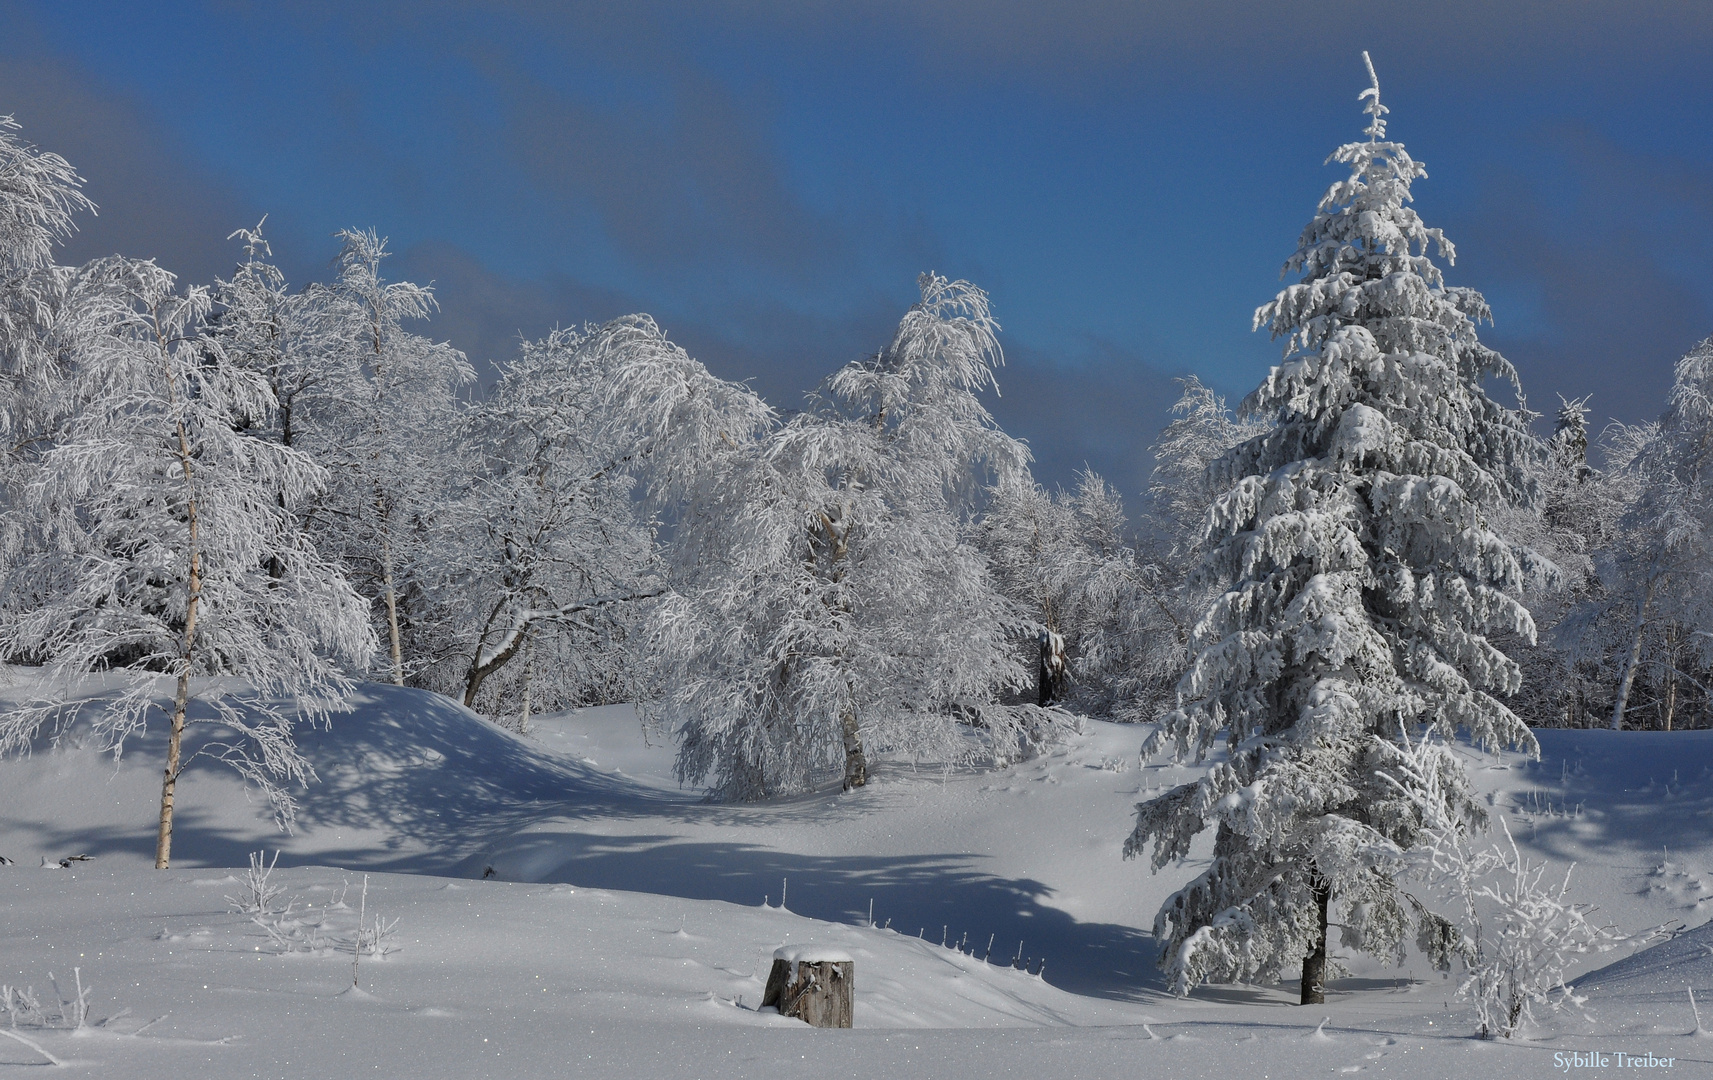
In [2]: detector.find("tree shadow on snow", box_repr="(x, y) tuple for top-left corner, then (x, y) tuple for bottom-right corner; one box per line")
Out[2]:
(4, 684), (690, 873)
(461, 831), (1171, 1000)
(1489, 729), (1713, 871)
(7, 683), (1173, 1000)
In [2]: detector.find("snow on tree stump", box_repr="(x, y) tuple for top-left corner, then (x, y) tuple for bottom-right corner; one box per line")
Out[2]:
(761, 946), (854, 1028)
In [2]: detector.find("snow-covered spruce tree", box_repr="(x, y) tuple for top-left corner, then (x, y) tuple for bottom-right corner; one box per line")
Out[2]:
(658, 274), (1052, 799)
(1124, 56), (1541, 1004)
(297, 229), (473, 686)
(0, 256), (375, 868)
(427, 316), (771, 723)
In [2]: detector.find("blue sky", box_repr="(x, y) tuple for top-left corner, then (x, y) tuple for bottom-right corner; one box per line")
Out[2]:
(5, 2), (1711, 498)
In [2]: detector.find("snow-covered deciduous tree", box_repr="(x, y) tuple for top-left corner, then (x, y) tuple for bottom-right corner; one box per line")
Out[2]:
(1596, 339), (1713, 730)
(1123, 377), (1274, 716)
(980, 471), (1173, 718)
(658, 274), (1055, 799)
(0, 257), (375, 868)
(1490, 396), (1641, 728)
(423, 316), (771, 723)
(1147, 377), (1267, 567)
(813, 274), (1045, 780)
(297, 229), (472, 687)
(1125, 56), (1540, 1004)
(431, 325), (656, 717)
(0, 115), (87, 369)
(1060, 472), (1172, 716)
(211, 220), (346, 451)
(655, 422), (877, 799)
(981, 476), (1086, 707)
(0, 115), (93, 574)
(0, 116), (90, 277)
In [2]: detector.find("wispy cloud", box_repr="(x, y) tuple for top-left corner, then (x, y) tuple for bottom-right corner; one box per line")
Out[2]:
(0, 50), (258, 287)
(1453, 124), (1713, 429)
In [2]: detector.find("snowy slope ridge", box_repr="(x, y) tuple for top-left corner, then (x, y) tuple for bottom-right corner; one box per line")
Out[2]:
(1569, 925), (1713, 1008)
(3, 678), (1713, 1077)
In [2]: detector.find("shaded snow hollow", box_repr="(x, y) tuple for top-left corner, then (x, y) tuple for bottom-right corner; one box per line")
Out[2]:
(2, 678), (1712, 1077)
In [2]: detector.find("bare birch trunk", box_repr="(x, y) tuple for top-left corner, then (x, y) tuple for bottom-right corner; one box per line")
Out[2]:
(841, 698), (867, 791)
(519, 631), (534, 734)
(156, 670), (191, 870)
(1663, 623), (1678, 732)
(157, 412), (202, 870)
(1611, 580), (1655, 731)
(380, 532), (404, 687)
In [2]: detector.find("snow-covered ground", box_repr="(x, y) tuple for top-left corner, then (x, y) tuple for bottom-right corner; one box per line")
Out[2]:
(3, 681), (1712, 1077)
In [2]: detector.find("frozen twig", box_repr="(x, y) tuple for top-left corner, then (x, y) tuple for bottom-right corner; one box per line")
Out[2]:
(0, 1027), (60, 1066)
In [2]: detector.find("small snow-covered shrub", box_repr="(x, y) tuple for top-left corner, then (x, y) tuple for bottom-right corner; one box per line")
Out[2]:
(225, 850), (287, 917)
(1384, 736), (1621, 1038)
(1, 982), (48, 1028)
(230, 861), (399, 962)
(2, 968), (92, 1031)
(1465, 823), (1619, 1038)
(348, 874), (400, 967)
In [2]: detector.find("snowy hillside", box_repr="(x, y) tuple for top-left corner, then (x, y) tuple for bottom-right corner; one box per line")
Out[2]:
(4, 681), (1713, 1076)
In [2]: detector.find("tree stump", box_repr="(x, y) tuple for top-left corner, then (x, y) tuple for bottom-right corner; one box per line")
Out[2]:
(761, 946), (854, 1028)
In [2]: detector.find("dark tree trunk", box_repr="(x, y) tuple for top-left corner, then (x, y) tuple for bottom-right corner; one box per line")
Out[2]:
(463, 622), (529, 708)
(1037, 630), (1066, 706)
(1300, 875), (1331, 1005)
